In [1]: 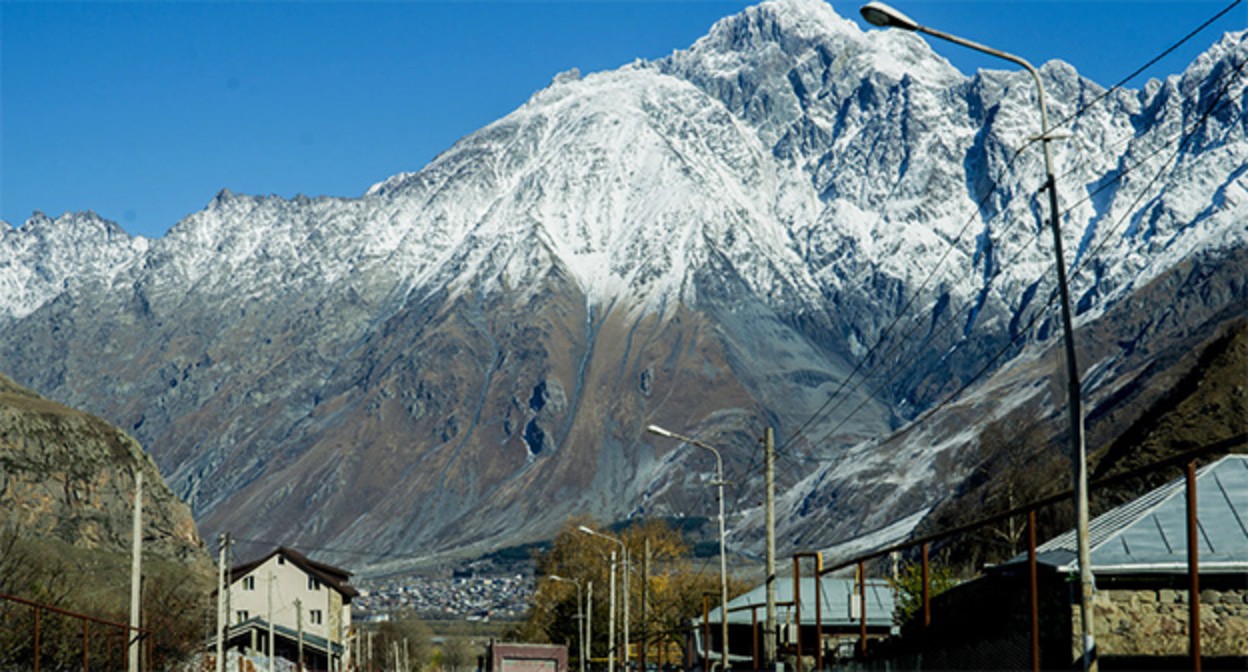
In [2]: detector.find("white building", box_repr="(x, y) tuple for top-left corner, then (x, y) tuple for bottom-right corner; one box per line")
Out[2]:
(224, 546), (358, 671)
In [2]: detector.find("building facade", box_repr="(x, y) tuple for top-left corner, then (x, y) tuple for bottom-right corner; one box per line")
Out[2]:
(225, 546), (359, 671)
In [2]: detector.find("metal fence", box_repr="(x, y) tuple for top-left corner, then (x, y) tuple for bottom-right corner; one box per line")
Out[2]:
(824, 438), (1245, 671)
(719, 437), (1246, 672)
(0, 591), (153, 671)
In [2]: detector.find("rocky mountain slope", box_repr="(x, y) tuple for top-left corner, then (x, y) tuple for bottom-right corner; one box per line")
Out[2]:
(0, 0), (1244, 566)
(0, 372), (203, 561)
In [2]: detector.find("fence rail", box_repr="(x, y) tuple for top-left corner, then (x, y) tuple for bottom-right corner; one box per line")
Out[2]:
(1, 591), (153, 672)
(718, 437), (1247, 671)
(819, 437), (1247, 671)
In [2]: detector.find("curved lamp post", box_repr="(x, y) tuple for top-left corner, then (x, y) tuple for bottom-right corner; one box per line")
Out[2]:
(859, 3), (1095, 670)
(579, 526), (629, 672)
(646, 424), (730, 672)
(550, 575), (587, 672)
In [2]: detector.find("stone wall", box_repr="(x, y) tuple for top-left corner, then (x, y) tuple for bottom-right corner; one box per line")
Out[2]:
(1072, 586), (1248, 658)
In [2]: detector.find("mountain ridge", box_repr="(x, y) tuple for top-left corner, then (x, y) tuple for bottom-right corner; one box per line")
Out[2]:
(1, 0), (1244, 567)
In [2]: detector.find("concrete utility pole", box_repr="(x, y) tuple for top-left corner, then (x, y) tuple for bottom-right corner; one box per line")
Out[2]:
(608, 550), (618, 672)
(128, 469), (143, 672)
(216, 533), (228, 672)
(297, 598), (305, 672)
(268, 570), (275, 672)
(646, 425), (729, 672)
(764, 428), (777, 671)
(579, 526), (629, 671)
(641, 538), (650, 671)
(587, 581), (594, 667)
(857, 5), (1097, 669)
(623, 549), (630, 672)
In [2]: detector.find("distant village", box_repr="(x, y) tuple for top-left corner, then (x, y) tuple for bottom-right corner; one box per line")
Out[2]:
(354, 573), (534, 622)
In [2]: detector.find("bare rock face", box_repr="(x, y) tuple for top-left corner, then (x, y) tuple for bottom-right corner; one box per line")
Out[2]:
(0, 373), (204, 563)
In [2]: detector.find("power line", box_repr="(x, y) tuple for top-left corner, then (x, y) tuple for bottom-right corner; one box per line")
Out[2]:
(812, 53), (1247, 458)
(1051, 0), (1244, 132)
(771, 0), (1244, 465)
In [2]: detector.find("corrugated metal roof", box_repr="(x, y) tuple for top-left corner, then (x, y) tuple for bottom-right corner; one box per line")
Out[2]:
(1024, 455), (1248, 574)
(698, 576), (894, 627)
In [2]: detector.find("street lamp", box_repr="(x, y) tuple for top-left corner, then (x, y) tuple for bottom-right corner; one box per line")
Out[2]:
(579, 526), (629, 672)
(858, 3), (1096, 670)
(549, 575), (587, 672)
(646, 424), (730, 672)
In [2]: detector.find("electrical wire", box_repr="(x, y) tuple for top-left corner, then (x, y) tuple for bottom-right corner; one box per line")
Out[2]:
(771, 1), (1245, 465)
(813, 53), (1247, 459)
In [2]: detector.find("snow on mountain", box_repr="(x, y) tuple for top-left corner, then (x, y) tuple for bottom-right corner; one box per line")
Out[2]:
(0, 211), (148, 320)
(0, 0), (1244, 562)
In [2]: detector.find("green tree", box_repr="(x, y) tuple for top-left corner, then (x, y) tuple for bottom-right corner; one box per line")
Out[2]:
(519, 516), (750, 666)
(888, 561), (958, 626)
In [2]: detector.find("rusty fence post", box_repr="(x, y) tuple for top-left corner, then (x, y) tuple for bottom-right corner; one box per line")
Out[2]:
(858, 561), (867, 658)
(1186, 460), (1202, 672)
(752, 606), (759, 671)
(814, 553), (824, 672)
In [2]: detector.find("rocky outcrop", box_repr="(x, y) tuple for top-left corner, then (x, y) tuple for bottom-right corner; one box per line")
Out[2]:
(0, 372), (203, 562)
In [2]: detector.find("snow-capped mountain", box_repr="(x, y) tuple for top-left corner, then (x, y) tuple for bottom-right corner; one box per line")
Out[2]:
(1, 0), (1244, 566)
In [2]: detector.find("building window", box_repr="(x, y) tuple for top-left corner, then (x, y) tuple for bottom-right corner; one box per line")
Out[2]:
(235, 610), (249, 623)
(310, 609), (323, 625)
(278, 556), (286, 565)
(242, 576), (255, 590)
(308, 577), (321, 591)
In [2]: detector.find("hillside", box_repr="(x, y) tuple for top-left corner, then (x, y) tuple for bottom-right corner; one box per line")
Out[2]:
(0, 371), (205, 560)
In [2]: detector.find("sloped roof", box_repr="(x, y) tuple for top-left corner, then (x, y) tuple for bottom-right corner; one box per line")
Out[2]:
(1023, 455), (1248, 574)
(225, 616), (344, 656)
(698, 576), (894, 628)
(231, 546), (360, 599)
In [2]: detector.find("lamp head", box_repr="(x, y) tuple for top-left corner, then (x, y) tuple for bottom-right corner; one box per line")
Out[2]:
(646, 424), (675, 439)
(859, 2), (919, 31)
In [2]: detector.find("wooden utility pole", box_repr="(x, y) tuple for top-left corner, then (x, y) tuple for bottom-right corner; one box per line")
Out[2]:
(128, 469), (143, 672)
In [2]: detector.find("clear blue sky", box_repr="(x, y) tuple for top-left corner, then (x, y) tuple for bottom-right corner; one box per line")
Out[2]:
(2, 0), (1243, 239)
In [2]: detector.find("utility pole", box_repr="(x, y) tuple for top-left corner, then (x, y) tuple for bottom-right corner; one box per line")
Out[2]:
(641, 538), (650, 672)
(608, 550), (618, 672)
(297, 599), (305, 672)
(128, 468), (143, 672)
(764, 428), (777, 671)
(623, 548), (630, 672)
(268, 570), (275, 672)
(216, 533), (228, 672)
(587, 581), (594, 668)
